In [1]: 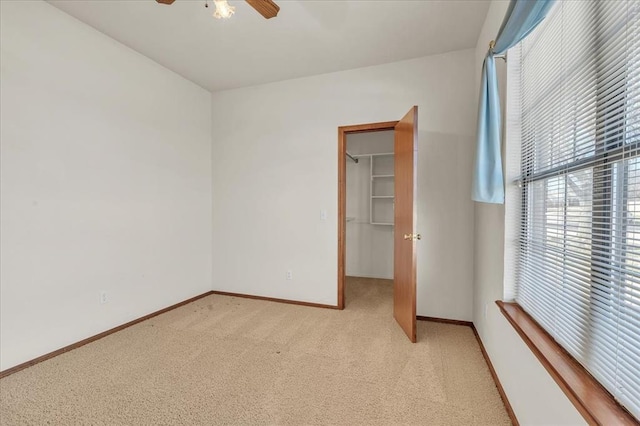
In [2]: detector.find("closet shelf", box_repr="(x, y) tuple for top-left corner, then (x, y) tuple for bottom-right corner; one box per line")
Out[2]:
(350, 150), (394, 225)
(353, 152), (394, 158)
(369, 153), (394, 225)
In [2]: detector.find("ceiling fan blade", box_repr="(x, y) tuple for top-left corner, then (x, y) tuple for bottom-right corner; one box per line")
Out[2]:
(156, 0), (175, 4)
(245, 0), (280, 19)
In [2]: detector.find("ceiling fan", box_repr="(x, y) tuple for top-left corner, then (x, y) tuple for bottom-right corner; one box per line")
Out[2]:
(156, 0), (280, 20)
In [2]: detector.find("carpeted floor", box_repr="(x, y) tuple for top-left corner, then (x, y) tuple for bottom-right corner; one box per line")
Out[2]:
(0, 277), (510, 425)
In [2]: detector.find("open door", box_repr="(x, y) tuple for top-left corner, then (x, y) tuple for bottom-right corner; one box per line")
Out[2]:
(393, 106), (418, 342)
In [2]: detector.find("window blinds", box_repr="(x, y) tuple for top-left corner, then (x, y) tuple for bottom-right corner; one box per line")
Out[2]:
(515, 0), (640, 418)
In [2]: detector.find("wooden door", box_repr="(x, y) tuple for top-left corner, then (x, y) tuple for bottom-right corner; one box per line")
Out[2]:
(393, 106), (418, 342)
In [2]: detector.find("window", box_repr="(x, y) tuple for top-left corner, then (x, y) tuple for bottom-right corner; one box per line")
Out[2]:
(514, 0), (640, 419)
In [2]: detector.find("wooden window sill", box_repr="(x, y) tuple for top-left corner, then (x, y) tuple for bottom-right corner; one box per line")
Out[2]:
(496, 301), (638, 426)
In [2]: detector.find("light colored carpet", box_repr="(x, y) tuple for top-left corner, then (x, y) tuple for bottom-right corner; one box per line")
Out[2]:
(0, 277), (510, 425)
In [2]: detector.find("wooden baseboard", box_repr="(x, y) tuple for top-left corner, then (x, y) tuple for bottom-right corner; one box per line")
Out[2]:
(211, 290), (339, 310)
(416, 315), (473, 327)
(471, 325), (519, 426)
(0, 291), (214, 379)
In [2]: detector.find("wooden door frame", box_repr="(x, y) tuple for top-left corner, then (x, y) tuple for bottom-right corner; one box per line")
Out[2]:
(337, 120), (399, 309)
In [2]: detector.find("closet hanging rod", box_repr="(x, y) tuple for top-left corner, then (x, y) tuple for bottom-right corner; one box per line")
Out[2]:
(346, 152), (359, 163)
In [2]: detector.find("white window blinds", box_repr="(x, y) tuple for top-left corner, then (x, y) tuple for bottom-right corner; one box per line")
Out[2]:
(515, 0), (640, 419)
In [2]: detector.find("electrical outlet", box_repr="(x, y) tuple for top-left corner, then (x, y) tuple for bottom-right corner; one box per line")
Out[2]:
(286, 270), (293, 280)
(100, 291), (108, 304)
(320, 209), (327, 221)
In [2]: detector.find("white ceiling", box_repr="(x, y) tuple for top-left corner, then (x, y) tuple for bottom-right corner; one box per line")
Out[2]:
(48, 0), (490, 92)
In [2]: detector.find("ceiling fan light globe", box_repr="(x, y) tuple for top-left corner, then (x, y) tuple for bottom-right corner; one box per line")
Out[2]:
(213, 0), (235, 19)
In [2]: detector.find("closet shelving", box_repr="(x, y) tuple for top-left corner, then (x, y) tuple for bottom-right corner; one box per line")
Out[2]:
(352, 152), (394, 226)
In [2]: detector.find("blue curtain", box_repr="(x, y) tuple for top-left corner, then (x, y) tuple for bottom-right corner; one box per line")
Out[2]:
(472, 0), (555, 204)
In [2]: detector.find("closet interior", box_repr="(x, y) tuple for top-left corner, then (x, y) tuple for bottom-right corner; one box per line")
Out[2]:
(345, 130), (394, 280)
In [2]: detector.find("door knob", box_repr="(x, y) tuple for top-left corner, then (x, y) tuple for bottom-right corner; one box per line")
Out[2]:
(404, 233), (422, 241)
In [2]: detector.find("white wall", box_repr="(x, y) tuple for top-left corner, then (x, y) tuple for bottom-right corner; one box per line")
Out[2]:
(346, 131), (394, 280)
(472, 1), (586, 424)
(0, 1), (212, 371)
(211, 49), (476, 320)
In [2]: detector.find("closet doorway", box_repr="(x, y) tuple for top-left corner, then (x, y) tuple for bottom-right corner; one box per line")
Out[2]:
(337, 107), (418, 342)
